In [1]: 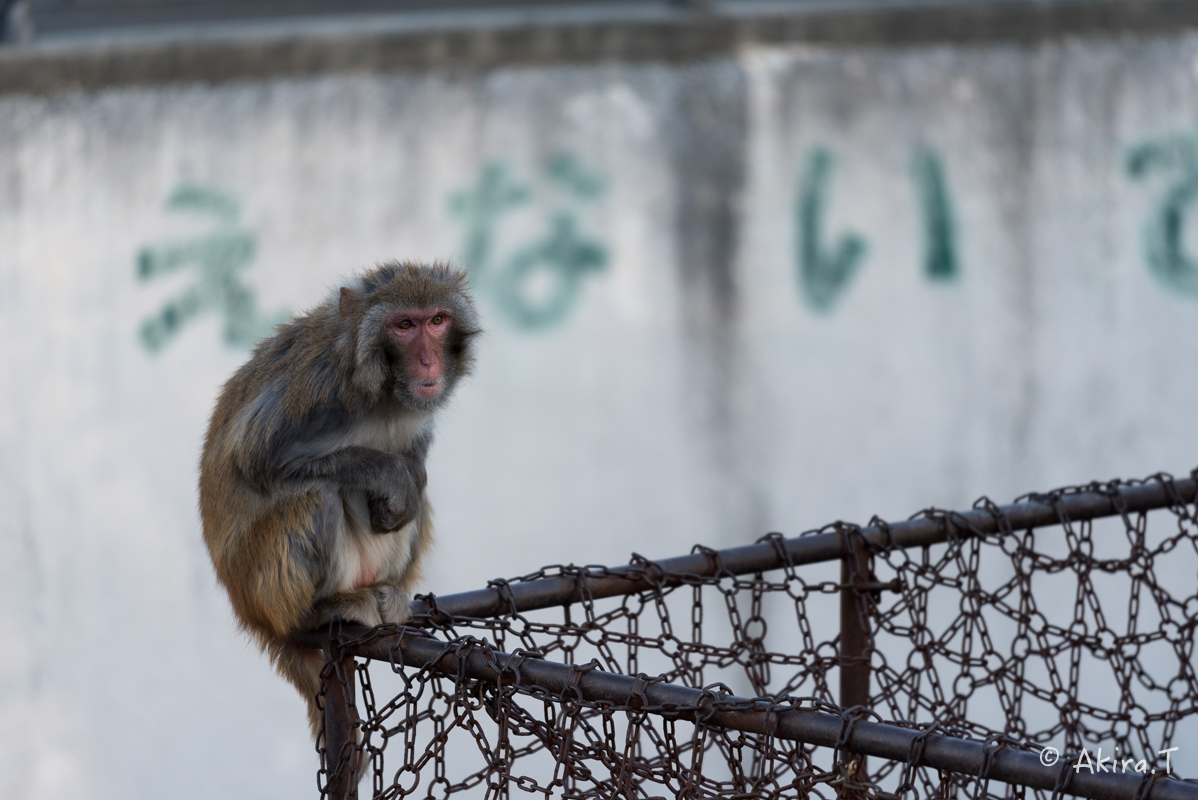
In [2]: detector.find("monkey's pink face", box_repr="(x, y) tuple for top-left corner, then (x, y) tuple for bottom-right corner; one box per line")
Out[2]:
(387, 308), (453, 401)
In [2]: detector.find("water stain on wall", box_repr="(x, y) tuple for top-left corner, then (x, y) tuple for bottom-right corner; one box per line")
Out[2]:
(136, 184), (285, 352)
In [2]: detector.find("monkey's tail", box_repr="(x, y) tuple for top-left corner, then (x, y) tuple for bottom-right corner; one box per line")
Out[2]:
(266, 638), (327, 739)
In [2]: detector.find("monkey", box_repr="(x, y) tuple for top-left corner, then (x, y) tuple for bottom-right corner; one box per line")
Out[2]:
(198, 260), (480, 736)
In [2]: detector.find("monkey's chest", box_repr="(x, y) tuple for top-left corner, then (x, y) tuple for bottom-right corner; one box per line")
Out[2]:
(343, 410), (430, 454)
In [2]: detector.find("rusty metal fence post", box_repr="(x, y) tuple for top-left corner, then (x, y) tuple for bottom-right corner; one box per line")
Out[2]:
(838, 529), (873, 792)
(838, 530), (873, 710)
(321, 630), (361, 800)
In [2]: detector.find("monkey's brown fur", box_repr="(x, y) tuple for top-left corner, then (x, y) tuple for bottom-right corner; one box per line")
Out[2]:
(199, 261), (479, 735)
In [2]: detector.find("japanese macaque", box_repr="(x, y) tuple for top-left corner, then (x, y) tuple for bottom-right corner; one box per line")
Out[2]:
(199, 261), (479, 735)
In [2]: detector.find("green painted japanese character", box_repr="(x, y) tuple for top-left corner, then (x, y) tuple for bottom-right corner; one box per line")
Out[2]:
(797, 148), (867, 312)
(450, 155), (609, 331)
(136, 184), (285, 352)
(1128, 135), (1198, 297)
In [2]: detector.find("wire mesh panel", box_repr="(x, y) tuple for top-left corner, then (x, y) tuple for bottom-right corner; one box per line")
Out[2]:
(868, 489), (1198, 758)
(308, 473), (1198, 800)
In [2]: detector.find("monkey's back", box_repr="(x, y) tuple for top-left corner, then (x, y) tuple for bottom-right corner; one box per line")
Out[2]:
(198, 302), (346, 636)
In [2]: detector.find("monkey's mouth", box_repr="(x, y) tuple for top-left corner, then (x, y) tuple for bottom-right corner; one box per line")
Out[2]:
(412, 379), (443, 400)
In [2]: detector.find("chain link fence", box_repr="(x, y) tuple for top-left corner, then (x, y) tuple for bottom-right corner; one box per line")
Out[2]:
(296, 471), (1198, 800)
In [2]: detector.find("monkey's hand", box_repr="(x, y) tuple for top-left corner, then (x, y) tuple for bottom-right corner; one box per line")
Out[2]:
(367, 453), (427, 534)
(277, 445), (428, 534)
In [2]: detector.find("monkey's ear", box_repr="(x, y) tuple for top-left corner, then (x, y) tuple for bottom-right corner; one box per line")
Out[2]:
(339, 287), (363, 319)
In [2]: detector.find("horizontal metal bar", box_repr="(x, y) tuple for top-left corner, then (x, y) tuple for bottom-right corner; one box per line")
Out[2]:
(405, 477), (1197, 621)
(300, 625), (1198, 800)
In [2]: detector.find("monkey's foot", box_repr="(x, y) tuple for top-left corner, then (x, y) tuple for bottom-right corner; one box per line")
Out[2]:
(375, 584), (411, 625)
(309, 589), (385, 629)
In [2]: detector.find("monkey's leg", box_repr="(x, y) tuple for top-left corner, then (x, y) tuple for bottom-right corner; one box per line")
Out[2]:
(272, 494), (426, 735)
(219, 488), (335, 643)
(367, 499), (433, 626)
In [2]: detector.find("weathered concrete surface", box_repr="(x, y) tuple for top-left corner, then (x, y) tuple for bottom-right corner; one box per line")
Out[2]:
(6, 0), (1198, 94)
(3, 21), (1198, 799)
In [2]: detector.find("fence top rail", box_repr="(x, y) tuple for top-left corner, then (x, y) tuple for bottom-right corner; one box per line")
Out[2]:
(301, 624), (1198, 800)
(396, 473), (1197, 622)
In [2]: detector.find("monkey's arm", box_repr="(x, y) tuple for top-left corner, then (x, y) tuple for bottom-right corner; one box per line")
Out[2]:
(280, 445), (428, 534)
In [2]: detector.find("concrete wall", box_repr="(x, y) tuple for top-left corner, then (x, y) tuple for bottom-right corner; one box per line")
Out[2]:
(3, 16), (1198, 798)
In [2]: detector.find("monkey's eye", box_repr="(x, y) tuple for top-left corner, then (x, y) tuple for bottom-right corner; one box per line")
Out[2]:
(431, 315), (445, 325)
(396, 320), (414, 330)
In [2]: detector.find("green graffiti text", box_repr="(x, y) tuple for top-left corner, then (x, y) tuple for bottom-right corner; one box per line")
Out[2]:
(797, 148), (867, 312)
(911, 147), (959, 281)
(136, 185), (285, 352)
(450, 155), (609, 331)
(1127, 135), (1198, 297)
